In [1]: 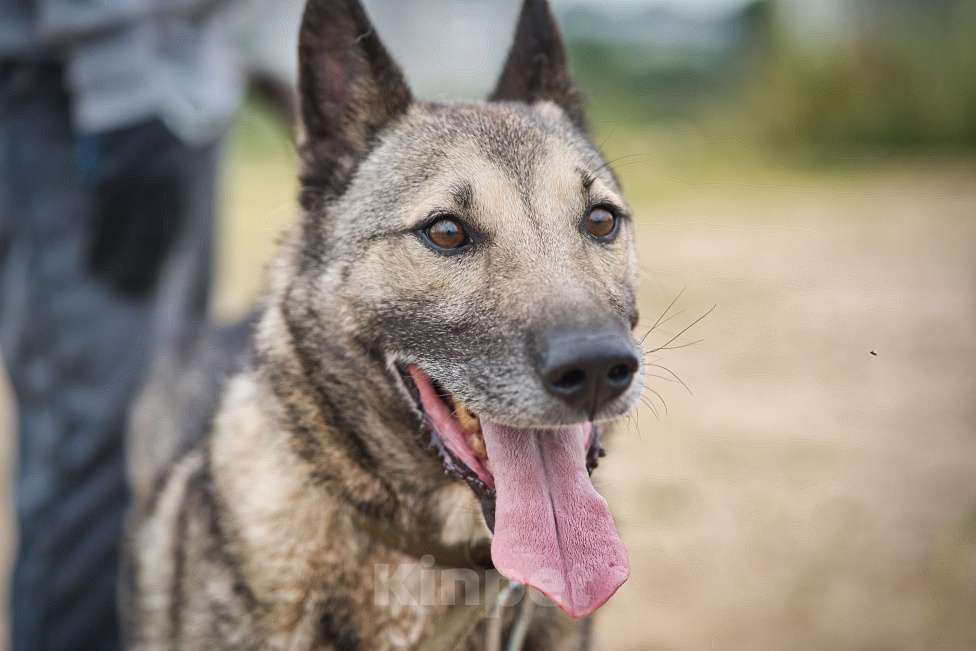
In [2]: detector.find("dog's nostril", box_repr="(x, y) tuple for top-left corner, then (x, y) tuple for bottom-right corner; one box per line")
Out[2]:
(607, 363), (633, 386)
(551, 368), (586, 392)
(539, 328), (639, 412)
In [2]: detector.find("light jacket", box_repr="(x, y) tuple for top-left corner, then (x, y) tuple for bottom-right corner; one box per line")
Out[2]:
(0, 0), (243, 143)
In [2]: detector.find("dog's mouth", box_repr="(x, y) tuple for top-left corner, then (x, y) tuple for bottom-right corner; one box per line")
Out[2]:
(400, 365), (629, 619)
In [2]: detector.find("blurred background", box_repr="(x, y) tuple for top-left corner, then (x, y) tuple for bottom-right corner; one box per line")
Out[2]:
(2, 0), (975, 649)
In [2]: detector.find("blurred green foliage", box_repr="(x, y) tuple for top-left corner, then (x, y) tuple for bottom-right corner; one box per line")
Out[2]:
(568, 0), (976, 152)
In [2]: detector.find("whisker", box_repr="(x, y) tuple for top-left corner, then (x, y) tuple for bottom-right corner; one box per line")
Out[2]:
(640, 287), (686, 344)
(639, 395), (660, 420)
(603, 159), (649, 173)
(648, 338), (704, 353)
(645, 373), (684, 386)
(624, 412), (639, 437)
(589, 153), (648, 179)
(646, 363), (693, 395)
(643, 386), (669, 415)
(646, 305), (716, 354)
(655, 308), (688, 331)
(592, 128), (616, 160)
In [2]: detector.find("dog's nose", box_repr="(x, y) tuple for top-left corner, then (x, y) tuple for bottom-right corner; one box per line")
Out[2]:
(539, 329), (639, 414)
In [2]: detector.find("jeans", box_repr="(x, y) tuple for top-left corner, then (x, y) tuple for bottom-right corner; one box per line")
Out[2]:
(0, 61), (218, 651)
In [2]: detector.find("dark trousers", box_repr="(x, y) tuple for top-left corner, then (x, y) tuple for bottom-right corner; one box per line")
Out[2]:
(0, 61), (218, 651)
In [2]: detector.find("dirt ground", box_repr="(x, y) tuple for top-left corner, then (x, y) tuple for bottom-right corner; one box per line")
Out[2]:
(595, 159), (976, 650)
(2, 152), (975, 649)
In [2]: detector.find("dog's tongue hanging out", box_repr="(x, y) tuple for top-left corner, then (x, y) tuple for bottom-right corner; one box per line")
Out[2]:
(480, 420), (629, 619)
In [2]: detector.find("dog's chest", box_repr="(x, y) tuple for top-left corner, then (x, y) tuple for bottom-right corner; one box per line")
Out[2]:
(278, 594), (489, 651)
(279, 564), (501, 651)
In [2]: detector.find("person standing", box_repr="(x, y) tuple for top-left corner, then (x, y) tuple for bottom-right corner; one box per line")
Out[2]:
(0, 2), (244, 649)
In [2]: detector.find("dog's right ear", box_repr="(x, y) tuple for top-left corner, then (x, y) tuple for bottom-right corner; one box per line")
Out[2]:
(298, 0), (412, 205)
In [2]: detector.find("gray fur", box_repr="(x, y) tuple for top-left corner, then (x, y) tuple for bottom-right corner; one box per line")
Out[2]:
(124, 1), (641, 649)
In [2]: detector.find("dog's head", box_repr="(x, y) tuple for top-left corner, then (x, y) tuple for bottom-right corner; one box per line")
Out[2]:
(288, 0), (641, 618)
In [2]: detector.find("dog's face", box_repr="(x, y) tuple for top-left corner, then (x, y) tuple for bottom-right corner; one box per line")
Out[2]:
(341, 103), (641, 425)
(293, 0), (638, 618)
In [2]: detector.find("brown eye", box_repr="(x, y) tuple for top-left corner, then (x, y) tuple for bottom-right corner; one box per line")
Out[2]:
(585, 206), (618, 240)
(424, 217), (469, 251)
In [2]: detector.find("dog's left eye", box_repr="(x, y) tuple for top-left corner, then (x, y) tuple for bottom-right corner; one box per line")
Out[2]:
(423, 217), (470, 251)
(584, 206), (619, 241)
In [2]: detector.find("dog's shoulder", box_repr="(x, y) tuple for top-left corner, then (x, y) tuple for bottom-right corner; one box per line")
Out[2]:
(123, 367), (270, 650)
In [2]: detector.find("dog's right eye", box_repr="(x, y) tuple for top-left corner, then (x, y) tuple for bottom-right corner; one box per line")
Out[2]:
(423, 217), (470, 252)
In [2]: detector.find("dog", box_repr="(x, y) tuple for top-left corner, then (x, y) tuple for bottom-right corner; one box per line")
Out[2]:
(122, 0), (644, 648)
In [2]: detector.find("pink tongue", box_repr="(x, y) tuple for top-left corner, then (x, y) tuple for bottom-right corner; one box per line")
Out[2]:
(481, 420), (629, 619)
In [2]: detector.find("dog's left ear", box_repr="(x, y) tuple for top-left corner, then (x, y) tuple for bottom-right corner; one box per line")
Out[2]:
(297, 0), (412, 205)
(490, 0), (586, 130)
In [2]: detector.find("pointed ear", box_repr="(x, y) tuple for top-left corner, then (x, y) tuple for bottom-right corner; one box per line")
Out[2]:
(490, 0), (586, 130)
(298, 0), (412, 204)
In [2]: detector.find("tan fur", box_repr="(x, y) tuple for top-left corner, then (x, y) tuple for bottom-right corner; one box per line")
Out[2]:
(123, 1), (637, 649)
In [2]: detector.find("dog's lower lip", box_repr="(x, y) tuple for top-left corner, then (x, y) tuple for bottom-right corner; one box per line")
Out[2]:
(397, 364), (493, 496)
(403, 366), (494, 489)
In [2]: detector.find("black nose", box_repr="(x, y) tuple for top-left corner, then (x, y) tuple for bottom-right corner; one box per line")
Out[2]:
(539, 329), (639, 415)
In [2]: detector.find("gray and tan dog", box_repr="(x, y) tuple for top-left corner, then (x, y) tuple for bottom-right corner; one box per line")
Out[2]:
(122, 0), (644, 648)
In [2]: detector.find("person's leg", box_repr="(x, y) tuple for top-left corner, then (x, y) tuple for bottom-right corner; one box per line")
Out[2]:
(0, 61), (218, 651)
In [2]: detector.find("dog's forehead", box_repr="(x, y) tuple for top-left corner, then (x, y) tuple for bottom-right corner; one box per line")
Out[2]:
(375, 102), (621, 226)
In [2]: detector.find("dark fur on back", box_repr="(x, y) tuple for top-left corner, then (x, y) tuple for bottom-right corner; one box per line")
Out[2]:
(126, 315), (256, 505)
(124, 1), (641, 649)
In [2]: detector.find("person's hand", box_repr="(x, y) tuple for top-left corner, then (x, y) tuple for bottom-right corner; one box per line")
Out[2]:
(77, 120), (191, 299)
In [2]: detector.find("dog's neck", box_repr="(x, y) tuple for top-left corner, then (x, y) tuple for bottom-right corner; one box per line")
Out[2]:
(201, 238), (495, 642)
(207, 367), (496, 649)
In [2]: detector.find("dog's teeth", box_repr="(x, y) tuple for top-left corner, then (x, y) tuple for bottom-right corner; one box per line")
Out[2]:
(455, 403), (481, 434)
(469, 433), (487, 459)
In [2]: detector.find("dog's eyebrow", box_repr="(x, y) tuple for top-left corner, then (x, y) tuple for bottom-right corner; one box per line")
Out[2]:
(450, 182), (473, 212)
(579, 168), (596, 190)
